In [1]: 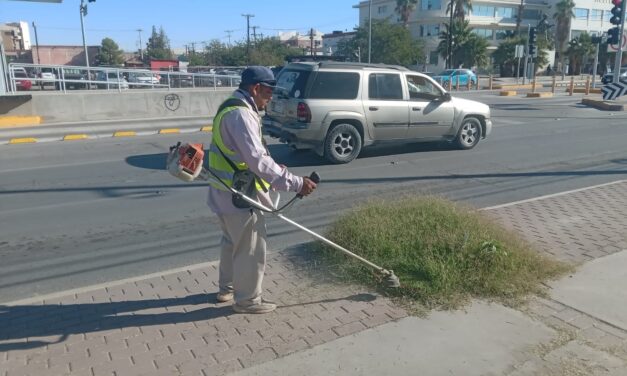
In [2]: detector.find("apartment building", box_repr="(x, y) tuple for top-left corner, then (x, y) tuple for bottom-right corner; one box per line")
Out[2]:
(355, 0), (613, 72)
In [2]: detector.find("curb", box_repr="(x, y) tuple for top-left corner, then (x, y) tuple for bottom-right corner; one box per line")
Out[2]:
(526, 92), (553, 98)
(0, 115), (42, 128)
(500, 90), (517, 96)
(581, 97), (627, 111)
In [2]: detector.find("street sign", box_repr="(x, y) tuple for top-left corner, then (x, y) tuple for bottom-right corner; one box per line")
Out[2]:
(602, 79), (627, 100)
(515, 45), (525, 58)
(607, 31), (627, 52)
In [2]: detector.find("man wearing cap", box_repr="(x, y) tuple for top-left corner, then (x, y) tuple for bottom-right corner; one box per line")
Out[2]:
(207, 66), (317, 314)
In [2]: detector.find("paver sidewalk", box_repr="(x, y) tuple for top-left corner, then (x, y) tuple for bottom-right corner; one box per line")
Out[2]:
(2, 180), (627, 376)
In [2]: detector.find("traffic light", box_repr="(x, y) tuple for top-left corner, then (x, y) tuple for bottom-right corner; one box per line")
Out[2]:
(528, 27), (537, 56)
(608, 27), (620, 45)
(610, 0), (624, 25)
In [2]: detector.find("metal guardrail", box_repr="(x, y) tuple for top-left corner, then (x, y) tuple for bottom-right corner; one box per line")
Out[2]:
(6, 63), (241, 94)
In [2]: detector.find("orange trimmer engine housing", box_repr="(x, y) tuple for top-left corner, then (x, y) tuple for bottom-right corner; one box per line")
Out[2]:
(167, 142), (206, 182)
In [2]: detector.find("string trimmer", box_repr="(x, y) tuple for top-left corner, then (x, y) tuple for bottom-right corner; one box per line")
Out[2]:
(166, 142), (400, 288)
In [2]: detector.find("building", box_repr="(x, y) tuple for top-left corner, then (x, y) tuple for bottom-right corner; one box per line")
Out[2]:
(354, 0), (613, 72)
(322, 30), (357, 56)
(32, 45), (99, 66)
(277, 30), (324, 55)
(1, 22), (32, 62)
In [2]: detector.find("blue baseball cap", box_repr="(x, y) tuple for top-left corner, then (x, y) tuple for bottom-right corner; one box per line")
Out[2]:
(241, 66), (277, 88)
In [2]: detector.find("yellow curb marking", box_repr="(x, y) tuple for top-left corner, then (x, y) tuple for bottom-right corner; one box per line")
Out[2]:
(159, 128), (180, 134)
(499, 91), (517, 96)
(526, 92), (553, 98)
(113, 131), (136, 137)
(0, 116), (42, 128)
(9, 137), (37, 144)
(200, 125), (213, 132)
(63, 134), (88, 141)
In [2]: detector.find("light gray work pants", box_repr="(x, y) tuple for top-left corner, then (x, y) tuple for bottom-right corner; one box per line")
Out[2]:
(217, 209), (267, 306)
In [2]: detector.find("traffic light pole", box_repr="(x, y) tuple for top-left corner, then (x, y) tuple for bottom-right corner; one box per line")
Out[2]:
(613, 0), (626, 83)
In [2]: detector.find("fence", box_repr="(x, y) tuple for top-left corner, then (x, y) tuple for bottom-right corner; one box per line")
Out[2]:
(6, 63), (241, 94)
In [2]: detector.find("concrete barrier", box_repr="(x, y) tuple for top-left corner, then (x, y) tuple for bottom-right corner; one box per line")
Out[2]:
(0, 89), (232, 124)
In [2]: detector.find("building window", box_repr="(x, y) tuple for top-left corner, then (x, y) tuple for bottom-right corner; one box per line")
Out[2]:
(378, 5), (387, 14)
(420, 24), (440, 37)
(574, 8), (589, 20)
(429, 51), (438, 65)
(604, 10), (613, 21)
(421, 0), (442, 11)
(496, 7), (516, 18)
(473, 5), (495, 17)
(522, 9), (541, 20)
(472, 28), (494, 39)
(590, 9), (603, 21)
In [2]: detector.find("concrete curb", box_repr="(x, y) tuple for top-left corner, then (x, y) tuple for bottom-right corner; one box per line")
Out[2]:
(581, 97), (627, 111)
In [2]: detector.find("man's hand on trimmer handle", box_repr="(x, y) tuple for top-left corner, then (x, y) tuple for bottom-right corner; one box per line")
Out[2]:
(298, 172), (319, 197)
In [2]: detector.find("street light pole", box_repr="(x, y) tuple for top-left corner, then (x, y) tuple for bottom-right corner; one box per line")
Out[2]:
(368, 0), (372, 63)
(79, 0), (90, 67)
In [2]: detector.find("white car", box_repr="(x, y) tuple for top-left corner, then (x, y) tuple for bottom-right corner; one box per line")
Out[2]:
(127, 71), (160, 88)
(96, 71), (129, 90)
(38, 68), (57, 88)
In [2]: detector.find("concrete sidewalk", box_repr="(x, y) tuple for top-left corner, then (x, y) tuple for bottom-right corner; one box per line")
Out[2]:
(1, 180), (627, 375)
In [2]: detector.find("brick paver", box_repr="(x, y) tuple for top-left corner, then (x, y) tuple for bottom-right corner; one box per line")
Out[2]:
(0, 246), (407, 376)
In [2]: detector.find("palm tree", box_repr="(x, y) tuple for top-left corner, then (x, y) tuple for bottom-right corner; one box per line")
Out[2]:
(553, 0), (576, 77)
(395, 0), (418, 27)
(566, 33), (595, 75)
(446, 0), (473, 21)
(437, 20), (479, 68)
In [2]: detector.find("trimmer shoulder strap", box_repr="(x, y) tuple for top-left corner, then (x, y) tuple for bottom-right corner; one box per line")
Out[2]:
(216, 98), (248, 115)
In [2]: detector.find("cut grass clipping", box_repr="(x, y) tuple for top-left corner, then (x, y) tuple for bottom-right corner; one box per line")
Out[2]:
(316, 196), (570, 310)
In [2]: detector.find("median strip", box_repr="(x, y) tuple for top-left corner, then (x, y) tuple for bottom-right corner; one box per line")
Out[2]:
(113, 131), (137, 137)
(158, 128), (180, 134)
(9, 137), (38, 144)
(63, 134), (88, 141)
(0, 116), (42, 128)
(200, 125), (213, 132)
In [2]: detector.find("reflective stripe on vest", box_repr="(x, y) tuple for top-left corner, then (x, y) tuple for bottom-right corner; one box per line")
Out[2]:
(208, 101), (271, 193)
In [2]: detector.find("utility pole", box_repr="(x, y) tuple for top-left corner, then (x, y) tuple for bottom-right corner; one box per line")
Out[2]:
(309, 28), (315, 56)
(368, 0), (372, 63)
(252, 26), (259, 45)
(613, 0), (627, 83)
(137, 28), (143, 61)
(242, 14), (254, 63)
(225, 30), (234, 47)
(32, 22), (41, 65)
(79, 0), (90, 67)
(448, 0), (454, 69)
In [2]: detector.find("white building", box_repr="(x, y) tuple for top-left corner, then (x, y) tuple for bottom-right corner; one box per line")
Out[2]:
(277, 30), (324, 55)
(322, 31), (357, 56)
(354, 0), (612, 72)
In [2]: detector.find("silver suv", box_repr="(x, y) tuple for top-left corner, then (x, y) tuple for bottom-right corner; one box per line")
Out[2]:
(263, 62), (492, 164)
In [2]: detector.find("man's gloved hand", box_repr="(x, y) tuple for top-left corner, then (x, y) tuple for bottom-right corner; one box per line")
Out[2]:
(298, 176), (317, 197)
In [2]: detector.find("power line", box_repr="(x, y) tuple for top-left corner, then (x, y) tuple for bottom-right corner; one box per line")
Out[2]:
(242, 13), (254, 63)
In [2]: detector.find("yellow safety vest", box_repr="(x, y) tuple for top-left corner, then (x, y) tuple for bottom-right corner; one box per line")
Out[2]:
(208, 98), (271, 193)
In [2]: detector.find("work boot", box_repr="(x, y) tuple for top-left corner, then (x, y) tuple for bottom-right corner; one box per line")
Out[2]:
(232, 301), (276, 314)
(216, 292), (233, 303)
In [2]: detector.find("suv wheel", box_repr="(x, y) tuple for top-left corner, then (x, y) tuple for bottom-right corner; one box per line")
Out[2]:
(324, 123), (362, 164)
(456, 117), (482, 150)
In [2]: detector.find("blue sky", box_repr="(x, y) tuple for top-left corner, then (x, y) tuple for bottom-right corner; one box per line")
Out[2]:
(2, 0), (361, 52)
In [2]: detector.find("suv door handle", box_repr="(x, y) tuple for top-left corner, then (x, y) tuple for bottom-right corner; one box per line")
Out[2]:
(412, 107), (422, 111)
(369, 106), (379, 111)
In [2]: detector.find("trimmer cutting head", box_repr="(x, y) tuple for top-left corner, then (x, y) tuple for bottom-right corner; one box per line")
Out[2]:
(381, 269), (401, 288)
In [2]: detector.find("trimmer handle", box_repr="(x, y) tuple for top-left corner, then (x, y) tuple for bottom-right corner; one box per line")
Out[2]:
(297, 171), (320, 199)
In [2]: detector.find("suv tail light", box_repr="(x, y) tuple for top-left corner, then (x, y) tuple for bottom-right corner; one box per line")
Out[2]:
(297, 102), (311, 123)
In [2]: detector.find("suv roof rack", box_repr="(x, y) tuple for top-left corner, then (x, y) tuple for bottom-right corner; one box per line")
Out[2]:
(316, 61), (410, 71)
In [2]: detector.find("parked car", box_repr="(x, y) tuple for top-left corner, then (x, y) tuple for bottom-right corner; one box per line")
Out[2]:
(95, 71), (129, 90)
(602, 67), (627, 84)
(432, 69), (477, 86)
(160, 72), (193, 88)
(10, 68), (32, 91)
(61, 68), (88, 89)
(263, 61), (492, 164)
(37, 67), (57, 88)
(127, 70), (160, 88)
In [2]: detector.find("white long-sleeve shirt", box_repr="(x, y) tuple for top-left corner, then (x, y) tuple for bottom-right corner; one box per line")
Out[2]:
(207, 89), (303, 214)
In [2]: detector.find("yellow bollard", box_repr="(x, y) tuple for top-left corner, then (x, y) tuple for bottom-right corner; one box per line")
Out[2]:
(489, 75), (493, 90)
(551, 74), (556, 94)
(448, 79), (452, 91)
(467, 78), (471, 91)
(456, 77), (460, 91)
(585, 76), (591, 95)
(569, 76), (575, 96)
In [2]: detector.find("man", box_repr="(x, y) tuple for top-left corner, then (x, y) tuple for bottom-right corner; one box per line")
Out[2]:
(207, 66), (317, 314)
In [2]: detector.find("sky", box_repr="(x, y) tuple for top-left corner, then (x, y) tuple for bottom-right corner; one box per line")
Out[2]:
(1, 0), (361, 52)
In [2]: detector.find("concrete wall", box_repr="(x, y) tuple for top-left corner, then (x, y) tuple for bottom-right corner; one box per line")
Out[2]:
(0, 89), (233, 124)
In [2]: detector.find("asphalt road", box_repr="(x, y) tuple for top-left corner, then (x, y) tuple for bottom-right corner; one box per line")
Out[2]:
(1, 92), (626, 303)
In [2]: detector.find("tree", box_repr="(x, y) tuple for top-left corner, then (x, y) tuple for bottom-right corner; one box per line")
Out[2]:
(566, 33), (595, 75)
(492, 36), (550, 76)
(395, 0), (418, 27)
(145, 25), (173, 61)
(437, 20), (487, 69)
(335, 19), (424, 65)
(96, 37), (124, 66)
(553, 0), (575, 76)
(446, 0), (472, 21)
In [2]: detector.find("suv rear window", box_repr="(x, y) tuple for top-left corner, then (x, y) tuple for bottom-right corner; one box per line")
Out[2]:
(276, 69), (311, 98)
(308, 72), (359, 99)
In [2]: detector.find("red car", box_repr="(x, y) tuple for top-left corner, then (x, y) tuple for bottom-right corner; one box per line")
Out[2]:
(12, 70), (32, 91)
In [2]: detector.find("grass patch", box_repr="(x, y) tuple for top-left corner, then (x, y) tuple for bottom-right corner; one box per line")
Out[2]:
(316, 196), (571, 310)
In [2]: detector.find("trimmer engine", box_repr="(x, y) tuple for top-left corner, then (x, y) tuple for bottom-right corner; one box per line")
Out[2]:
(167, 142), (205, 182)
